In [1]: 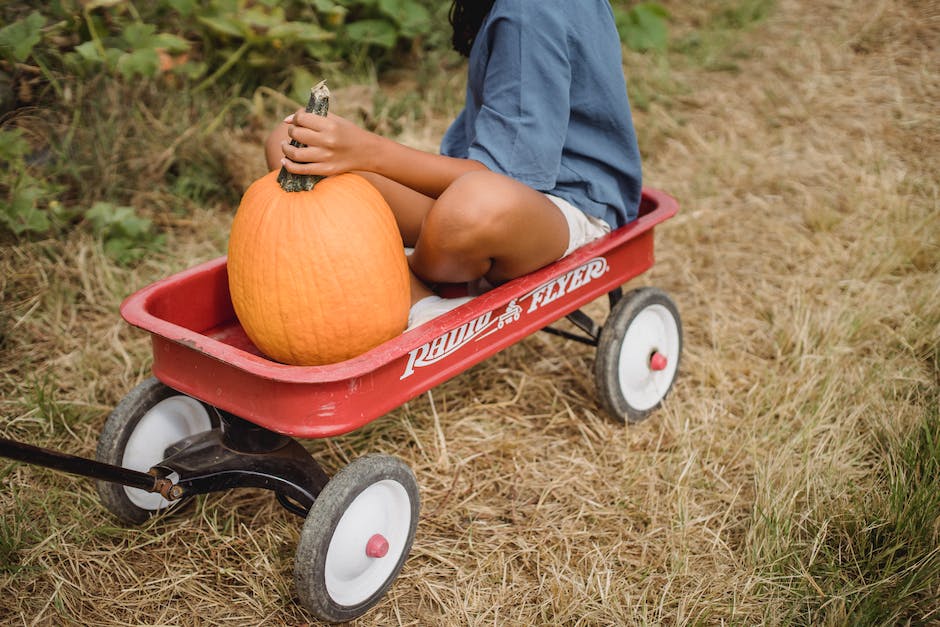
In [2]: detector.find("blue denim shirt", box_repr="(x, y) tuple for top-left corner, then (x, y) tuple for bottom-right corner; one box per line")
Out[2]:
(441, 0), (642, 228)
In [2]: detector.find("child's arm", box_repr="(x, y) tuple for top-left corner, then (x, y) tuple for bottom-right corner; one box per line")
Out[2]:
(277, 111), (487, 198)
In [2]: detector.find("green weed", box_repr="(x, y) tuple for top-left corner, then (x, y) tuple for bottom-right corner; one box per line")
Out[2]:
(672, 0), (775, 71)
(0, 127), (65, 236)
(85, 202), (163, 266)
(0, 0), (673, 260)
(757, 390), (940, 624)
(1, 0), (444, 94)
(612, 2), (671, 52)
(0, 1), (455, 257)
(0, 487), (40, 575)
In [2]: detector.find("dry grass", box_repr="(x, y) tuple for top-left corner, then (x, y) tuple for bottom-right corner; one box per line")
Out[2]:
(1, 0), (938, 624)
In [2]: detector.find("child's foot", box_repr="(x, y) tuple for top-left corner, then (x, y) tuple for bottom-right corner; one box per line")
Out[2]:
(407, 295), (473, 330)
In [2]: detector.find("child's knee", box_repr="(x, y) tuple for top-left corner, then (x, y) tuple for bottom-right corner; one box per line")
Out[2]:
(423, 218), (488, 259)
(431, 171), (520, 242)
(420, 203), (490, 257)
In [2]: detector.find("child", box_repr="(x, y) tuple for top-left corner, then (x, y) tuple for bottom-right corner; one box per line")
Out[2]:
(267, 0), (642, 327)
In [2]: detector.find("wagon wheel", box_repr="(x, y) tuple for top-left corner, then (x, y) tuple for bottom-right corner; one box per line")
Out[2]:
(96, 377), (217, 524)
(595, 287), (682, 423)
(295, 454), (419, 623)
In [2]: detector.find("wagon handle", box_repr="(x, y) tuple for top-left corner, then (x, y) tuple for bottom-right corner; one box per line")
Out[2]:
(0, 436), (182, 500)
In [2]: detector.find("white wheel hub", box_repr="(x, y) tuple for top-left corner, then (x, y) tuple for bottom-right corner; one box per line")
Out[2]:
(121, 395), (212, 510)
(325, 479), (413, 607)
(617, 303), (680, 411)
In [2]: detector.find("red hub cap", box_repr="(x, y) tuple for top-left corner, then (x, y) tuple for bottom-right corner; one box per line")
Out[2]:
(365, 534), (389, 558)
(649, 351), (668, 371)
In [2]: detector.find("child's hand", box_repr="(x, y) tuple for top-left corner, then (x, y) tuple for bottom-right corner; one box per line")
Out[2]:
(279, 110), (375, 177)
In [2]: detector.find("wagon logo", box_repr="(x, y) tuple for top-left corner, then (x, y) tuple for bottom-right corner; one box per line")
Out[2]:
(399, 256), (609, 379)
(523, 257), (609, 312)
(400, 312), (494, 379)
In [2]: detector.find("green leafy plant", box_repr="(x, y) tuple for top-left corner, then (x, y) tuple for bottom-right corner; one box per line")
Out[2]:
(84, 202), (164, 265)
(0, 10), (44, 63)
(0, 0), (672, 268)
(0, 0), (441, 101)
(613, 2), (670, 52)
(0, 128), (63, 235)
(71, 20), (191, 80)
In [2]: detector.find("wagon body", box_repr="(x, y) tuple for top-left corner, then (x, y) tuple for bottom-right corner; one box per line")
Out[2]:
(0, 186), (680, 624)
(120, 188), (678, 439)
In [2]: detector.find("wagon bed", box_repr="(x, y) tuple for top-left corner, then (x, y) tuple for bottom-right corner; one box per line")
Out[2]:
(121, 188), (678, 438)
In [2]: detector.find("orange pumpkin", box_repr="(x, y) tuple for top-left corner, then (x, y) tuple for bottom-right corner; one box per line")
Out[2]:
(227, 84), (409, 366)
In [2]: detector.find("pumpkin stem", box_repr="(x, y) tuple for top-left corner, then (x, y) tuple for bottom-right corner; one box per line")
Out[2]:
(277, 80), (330, 192)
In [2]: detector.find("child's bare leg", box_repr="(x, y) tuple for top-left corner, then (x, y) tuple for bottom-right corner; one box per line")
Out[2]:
(350, 172), (438, 306)
(409, 171), (569, 285)
(351, 171), (433, 247)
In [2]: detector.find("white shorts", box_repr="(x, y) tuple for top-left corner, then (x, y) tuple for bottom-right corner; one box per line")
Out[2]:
(545, 194), (612, 257)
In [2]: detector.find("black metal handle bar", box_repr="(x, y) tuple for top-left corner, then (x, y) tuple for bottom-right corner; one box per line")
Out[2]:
(0, 436), (172, 496)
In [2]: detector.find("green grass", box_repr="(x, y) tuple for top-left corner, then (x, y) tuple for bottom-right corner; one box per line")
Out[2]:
(671, 0), (776, 72)
(754, 386), (940, 625)
(0, 483), (31, 575)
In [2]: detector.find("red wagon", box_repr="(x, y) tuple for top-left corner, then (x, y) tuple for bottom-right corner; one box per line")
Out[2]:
(1, 188), (682, 622)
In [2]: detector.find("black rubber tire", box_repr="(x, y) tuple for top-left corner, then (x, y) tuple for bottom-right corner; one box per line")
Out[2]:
(595, 287), (682, 423)
(96, 377), (216, 524)
(294, 454), (419, 623)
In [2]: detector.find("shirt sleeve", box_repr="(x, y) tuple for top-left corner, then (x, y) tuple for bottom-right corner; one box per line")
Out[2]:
(440, 107), (469, 158)
(467, 5), (572, 190)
